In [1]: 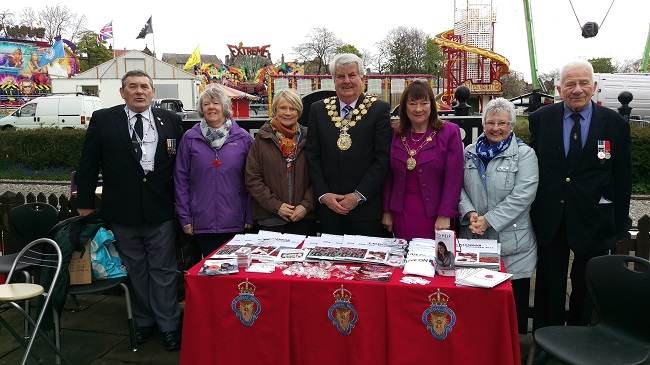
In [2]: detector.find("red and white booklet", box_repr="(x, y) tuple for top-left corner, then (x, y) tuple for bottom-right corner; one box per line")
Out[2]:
(455, 267), (512, 288)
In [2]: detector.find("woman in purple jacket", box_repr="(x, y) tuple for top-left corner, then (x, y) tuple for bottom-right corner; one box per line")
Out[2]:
(382, 80), (464, 241)
(174, 86), (254, 257)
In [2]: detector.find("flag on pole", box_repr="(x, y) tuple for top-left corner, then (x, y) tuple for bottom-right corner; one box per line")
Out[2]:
(38, 40), (65, 67)
(136, 16), (153, 39)
(183, 45), (201, 70)
(97, 21), (113, 45)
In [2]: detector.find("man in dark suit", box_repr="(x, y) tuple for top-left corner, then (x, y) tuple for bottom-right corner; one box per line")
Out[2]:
(307, 53), (391, 236)
(76, 70), (185, 351)
(528, 60), (632, 364)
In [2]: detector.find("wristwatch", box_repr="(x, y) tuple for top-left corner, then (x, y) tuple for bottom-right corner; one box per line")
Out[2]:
(353, 191), (365, 205)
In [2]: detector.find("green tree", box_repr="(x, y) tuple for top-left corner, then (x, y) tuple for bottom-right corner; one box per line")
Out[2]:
(423, 39), (444, 76)
(335, 44), (361, 58)
(500, 70), (528, 99)
(76, 30), (112, 73)
(378, 27), (430, 74)
(589, 57), (617, 73)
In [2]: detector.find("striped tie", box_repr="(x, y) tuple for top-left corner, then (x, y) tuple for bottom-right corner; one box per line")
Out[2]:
(341, 105), (353, 120)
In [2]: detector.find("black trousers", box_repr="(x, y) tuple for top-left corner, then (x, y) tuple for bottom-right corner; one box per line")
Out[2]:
(533, 220), (606, 330)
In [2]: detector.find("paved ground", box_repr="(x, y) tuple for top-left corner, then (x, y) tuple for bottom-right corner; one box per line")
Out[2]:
(0, 294), (181, 365)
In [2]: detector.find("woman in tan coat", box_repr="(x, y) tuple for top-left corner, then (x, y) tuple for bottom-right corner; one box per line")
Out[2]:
(245, 89), (316, 235)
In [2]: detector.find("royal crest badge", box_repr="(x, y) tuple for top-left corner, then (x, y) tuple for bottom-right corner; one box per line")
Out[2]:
(328, 285), (358, 335)
(231, 278), (261, 326)
(422, 288), (456, 340)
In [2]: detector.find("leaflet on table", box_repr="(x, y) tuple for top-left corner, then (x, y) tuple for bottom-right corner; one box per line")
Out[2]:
(305, 234), (342, 260)
(198, 259), (239, 275)
(274, 248), (311, 262)
(210, 233), (305, 260)
(353, 264), (395, 282)
(454, 267), (512, 288)
(454, 238), (501, 269)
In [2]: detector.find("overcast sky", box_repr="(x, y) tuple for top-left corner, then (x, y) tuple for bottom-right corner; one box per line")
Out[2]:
(8, 0), (649, 82)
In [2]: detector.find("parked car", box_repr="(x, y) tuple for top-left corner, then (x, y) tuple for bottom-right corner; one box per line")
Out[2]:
(151, 98), (199, 120)
(0, 93), (102, 130)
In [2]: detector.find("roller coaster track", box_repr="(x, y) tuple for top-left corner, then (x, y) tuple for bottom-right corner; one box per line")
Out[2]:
(433, 29), (511, 105)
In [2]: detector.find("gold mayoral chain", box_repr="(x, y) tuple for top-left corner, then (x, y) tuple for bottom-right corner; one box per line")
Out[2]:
(401, 130), (437, 170)
(324, 96), (377, 151)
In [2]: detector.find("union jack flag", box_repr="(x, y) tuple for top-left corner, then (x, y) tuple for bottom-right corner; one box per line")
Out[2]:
(97, 21), (113, 45)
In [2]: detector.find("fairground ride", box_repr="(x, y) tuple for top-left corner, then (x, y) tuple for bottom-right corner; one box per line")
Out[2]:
(434, 0), (510, 112)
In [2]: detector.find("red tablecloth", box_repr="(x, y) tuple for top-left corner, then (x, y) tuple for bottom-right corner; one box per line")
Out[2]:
(180, 263), (520, 365)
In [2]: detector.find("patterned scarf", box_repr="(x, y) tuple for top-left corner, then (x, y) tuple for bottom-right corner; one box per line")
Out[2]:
(475, 131), (514, 166)
(200, 118), (232, 149)
(270, 118), (299, 172)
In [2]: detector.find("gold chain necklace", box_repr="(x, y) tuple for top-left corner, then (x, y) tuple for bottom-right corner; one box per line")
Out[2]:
(410, 130), (426, 143)
(401, 130), (437, 170)
(324, 95), (377, 150)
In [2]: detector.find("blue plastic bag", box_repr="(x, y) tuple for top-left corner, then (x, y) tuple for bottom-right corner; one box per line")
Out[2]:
(90, 228), (127, 279)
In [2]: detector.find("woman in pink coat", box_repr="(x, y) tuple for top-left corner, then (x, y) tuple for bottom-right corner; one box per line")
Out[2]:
(382, 80), (464, 241)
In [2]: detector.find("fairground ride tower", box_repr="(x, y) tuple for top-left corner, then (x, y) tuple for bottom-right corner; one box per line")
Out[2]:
(435, 0), (510, 112)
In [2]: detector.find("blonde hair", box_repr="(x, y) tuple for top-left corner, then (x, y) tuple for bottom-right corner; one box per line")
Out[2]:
(272, 89), (303, 117)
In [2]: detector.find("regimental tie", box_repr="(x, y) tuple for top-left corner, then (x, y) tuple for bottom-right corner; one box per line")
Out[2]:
(567, 112), (582, 168)
(132, 113), (143, 160)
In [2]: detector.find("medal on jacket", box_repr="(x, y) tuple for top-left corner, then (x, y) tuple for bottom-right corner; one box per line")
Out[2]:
(166, 139), (176, 156)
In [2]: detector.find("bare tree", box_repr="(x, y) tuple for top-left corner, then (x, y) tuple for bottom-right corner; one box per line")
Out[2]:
(371, 39), (390, 74)
(0, 10), (17, 38)
(538, 68), (560, 94)
(19, 4), (87, 43)
(292, 27), (342, 75)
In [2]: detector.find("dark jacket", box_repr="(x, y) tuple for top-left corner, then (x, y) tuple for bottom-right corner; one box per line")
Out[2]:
(528, 101), (632, 252)
(245, 122), (315, 221)
(76, 105), (184, 225)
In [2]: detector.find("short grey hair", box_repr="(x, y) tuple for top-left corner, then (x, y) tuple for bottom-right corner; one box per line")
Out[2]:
(329, 53), (365, 78)
(121, 70), (153, 89)
(482, 97), (517, 128)
(559, 60), (594, 85)
(196, 86), (233, 120)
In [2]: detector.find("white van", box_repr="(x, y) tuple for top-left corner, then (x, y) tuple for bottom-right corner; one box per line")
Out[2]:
(0, 94), (102, 130)
(593, 73), (650, 120)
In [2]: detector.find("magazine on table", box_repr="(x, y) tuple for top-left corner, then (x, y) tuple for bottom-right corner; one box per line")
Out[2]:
(454, 238), (501, 269)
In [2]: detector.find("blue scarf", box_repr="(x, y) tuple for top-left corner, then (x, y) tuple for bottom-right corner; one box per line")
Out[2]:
(475, 132), (514, 166)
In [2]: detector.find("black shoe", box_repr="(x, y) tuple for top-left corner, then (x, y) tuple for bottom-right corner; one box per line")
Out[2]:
(162, 329), (181, 351)
(135, 326), (154, 344)
(530, 346), (549, 365)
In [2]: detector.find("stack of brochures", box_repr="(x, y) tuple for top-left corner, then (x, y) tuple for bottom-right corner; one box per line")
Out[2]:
(455, 267), (512, 288)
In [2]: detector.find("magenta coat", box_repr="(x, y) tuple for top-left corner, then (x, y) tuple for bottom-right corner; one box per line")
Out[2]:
(383, 122), (464, 219)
